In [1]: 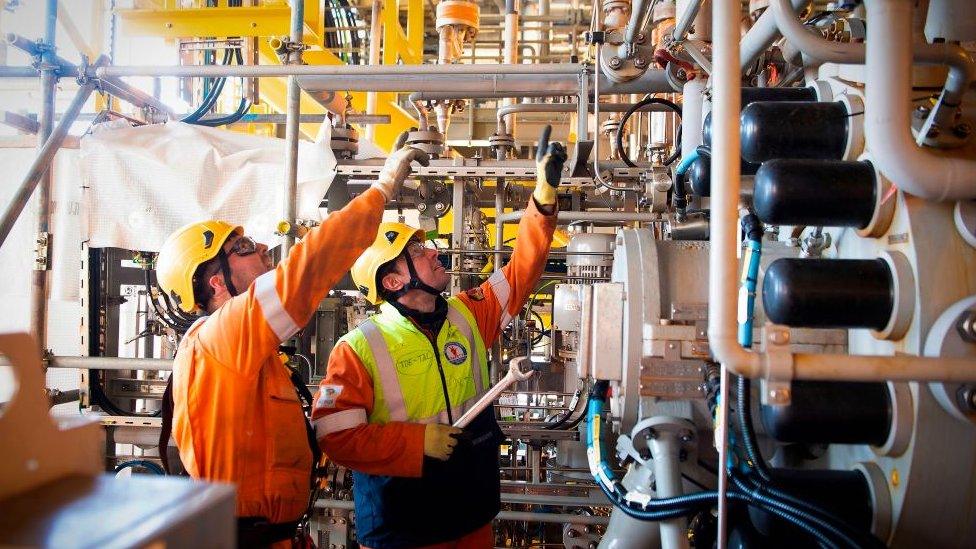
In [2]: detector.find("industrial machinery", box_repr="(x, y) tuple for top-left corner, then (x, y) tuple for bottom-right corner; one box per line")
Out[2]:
(1, 0), (975, 547)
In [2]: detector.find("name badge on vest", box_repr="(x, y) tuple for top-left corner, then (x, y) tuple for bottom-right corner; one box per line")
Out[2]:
(444, 342), (468, 365)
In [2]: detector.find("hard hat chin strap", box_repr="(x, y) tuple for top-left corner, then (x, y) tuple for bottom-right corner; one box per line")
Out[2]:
(387, 252), (441, 302)
(216, 249), (240, 298)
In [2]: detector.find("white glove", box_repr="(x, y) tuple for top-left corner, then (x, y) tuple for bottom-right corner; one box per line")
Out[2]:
(373, 146), (430, 200)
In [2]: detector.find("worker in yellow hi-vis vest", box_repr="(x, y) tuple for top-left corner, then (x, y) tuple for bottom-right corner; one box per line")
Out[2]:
(312, 127), (567, 549)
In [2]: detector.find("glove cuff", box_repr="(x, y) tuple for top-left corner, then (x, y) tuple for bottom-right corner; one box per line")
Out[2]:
(533, 180), (557, 206)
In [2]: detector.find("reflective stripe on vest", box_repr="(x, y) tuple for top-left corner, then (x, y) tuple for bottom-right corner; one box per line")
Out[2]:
(346, 297), (489, 425)
(360, 320), (409, 422)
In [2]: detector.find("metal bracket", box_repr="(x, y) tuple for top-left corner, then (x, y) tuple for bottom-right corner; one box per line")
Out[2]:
(760, 323), (794, 406)
(33, 232), (50, 271)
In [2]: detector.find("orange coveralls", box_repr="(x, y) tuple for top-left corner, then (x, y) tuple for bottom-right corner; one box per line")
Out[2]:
(311, 199), (556, 547)
(170, 188), (385, 524)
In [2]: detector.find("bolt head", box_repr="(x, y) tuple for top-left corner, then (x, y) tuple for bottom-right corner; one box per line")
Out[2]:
(609, 56), (622, 69)
(927, 126), (941, 138)
(676, 68), (688, 80)
(914, 105), (931, 119)
(435, 202), (446, 211)
(768, 329), (790, 345)
(953, 123), (972, 138)
(634, 56), (647, 69)
(418, 203), (427, 212)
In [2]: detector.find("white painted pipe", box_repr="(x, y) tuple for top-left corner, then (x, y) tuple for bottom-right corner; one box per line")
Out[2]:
(769, 0), (865, 64)
(864, 0), (976, 201)
(739, 0), (806, 71)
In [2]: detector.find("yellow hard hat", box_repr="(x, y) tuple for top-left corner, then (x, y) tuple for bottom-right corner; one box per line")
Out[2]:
(352, 221), (425, 305)
(155, 220), (242, 313)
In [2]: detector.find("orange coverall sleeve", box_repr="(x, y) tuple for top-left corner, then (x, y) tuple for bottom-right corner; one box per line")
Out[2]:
(195, 188), (386, 376)
(313, 342), (427, 477)
(457, 198), (557, 346)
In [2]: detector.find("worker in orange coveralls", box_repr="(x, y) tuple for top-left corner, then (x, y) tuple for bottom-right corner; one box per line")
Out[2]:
(312, 127), (567, 549)
(154, 146), (429, 548)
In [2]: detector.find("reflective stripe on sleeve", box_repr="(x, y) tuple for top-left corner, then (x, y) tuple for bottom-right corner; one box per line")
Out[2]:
(446, 306), (485, 395)
(487, 269), (513, 330)
(360, 320), (408, 422)
(314, 408), (368, 437)
(253, 271), (300, 342)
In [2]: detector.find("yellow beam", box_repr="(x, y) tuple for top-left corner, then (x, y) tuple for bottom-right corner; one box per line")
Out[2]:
(116, 3), (322, 45)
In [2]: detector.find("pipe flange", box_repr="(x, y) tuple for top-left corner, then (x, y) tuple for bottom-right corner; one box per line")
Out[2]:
(839, 94), (865, 161)
(809, 79), (834, 102)
(489, 133), (515, 148)
(954, 200), (976, 249)
(853, 462), (893, 543)
(856, 153), (897, 239)
(924, 295), (976, 425)
(872, 381), (913, 457)
(600, 30), (655, 83)
(872, 249), (915, 342)
(406, 130), (446, 157)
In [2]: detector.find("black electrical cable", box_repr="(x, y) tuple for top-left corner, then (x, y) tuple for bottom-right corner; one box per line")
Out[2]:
(735, 377), (885, 549)
(144, 270), (194, 333)
(616, 97), (682, 168)
(731, 473), (849, 549)
(737, 375), (773, 483)
(544, 387), (584, 430)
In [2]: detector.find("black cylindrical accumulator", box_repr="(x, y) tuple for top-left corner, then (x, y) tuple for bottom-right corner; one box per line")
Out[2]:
(753, 160), (876, 228)
(762, 258), (894, 330)
(740, 101), (850, 163)
(702, 87), (818, 147)
(748, 467), (874, 541)
(687, 149), (759, 197)
(760, 381), (892, 446)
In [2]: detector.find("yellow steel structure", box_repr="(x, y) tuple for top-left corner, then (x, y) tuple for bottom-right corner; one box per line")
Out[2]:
(116, 0), (422, 151)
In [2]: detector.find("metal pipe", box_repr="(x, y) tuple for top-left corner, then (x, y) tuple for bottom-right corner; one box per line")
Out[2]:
(650, 429), (691, 549)
(403, 69), (673, 100)
(497, 210), (664, 223)
(672, 0), (703, 42)
(98, 75), (175, 118)
(32, 0), (58, 352)
(40, 356), (173, 371)
(497, 510), (610, 526)
(95, 63), (585, 78)
(503, 1), (521, 135)
(438, 248), (612, 256)
(739, 0), (806, 71)
(496, 101), (674, 136)
(412, 99), (431, 131)
(769, 0), (865, 64)
(591, 42), (634, 192)
(313, 498), (610, 525)
(492, 179), (505, 377)
(624, 0), (651, 47)
(0, 66), (38, 78)
(281, 0), (304, 256)
(863, 0), (976, 201)
(710, 2), (742, 546)
(365, 0), (383, 143)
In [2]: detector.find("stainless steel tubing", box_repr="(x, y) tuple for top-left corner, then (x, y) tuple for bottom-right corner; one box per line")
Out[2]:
(42, 356), (173, 371)
(496, 210), (665, 224)
(95, 63), (586, 78)
(313, 499), (611, 525)
(281, 0), (304, 256)
(672, 0), (704, 42)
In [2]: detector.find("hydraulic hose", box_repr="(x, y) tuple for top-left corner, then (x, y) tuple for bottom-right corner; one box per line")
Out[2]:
(115, 459), (166, 476)
(616, 97), (682, 168)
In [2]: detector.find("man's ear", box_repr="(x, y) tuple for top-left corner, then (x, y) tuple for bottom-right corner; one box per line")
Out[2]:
(208, 273), (226, 295)
(381, 271), (405, 294)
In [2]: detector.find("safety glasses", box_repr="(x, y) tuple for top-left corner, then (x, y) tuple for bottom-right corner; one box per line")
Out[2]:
(227, 235), (259, 257)
(405, 240), (434, 258)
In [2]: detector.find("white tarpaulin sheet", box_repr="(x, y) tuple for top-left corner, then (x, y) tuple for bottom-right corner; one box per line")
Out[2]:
(80, 121), (340, 251)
